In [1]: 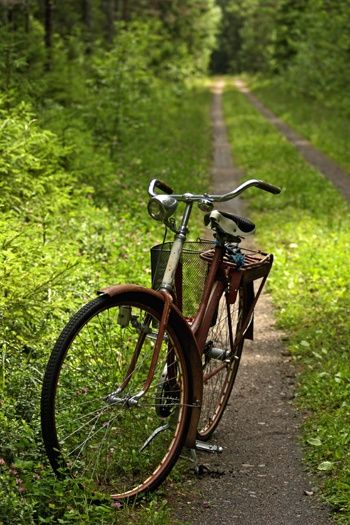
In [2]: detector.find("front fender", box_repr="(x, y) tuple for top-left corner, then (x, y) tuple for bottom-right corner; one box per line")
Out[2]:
(98, 284), (203, 448)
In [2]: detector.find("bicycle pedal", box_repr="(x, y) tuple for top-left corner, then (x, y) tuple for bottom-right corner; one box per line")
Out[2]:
(195, 440), (223, 454)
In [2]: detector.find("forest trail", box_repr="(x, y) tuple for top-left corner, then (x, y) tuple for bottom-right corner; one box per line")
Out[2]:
(234, 80), (350, 203)
(171, 81), (333, 525)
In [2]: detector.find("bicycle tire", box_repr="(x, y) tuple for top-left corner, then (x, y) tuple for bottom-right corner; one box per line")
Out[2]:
(41, 291), (192, 501)
(197, 285), (247, 440)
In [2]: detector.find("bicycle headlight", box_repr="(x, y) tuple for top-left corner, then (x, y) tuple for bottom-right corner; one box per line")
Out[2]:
(147, 195), (178, 222)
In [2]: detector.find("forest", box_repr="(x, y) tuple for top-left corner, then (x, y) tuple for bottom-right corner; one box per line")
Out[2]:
(0, 1), (349, 524)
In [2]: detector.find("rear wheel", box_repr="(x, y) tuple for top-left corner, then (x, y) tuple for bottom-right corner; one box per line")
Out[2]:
(41, 291), (191, 501)
(197, 287), (246, 440)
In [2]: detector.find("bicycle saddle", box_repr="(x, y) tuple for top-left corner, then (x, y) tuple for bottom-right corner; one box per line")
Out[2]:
(204, 210), (256, 239)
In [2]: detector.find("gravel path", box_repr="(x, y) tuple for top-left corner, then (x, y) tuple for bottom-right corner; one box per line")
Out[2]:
(171, 81), (333, 525)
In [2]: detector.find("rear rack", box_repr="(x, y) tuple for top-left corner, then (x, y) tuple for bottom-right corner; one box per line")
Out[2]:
(200, 247), (273, 282)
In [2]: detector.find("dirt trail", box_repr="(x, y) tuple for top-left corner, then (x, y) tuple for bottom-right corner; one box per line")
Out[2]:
(172, 81), (333, 524)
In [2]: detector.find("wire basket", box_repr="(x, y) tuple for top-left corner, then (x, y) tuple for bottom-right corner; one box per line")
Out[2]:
(151, 241), (215, 318)
(151, 241), (273, 317)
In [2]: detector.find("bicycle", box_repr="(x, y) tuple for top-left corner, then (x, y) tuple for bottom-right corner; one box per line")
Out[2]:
(41, 177), (280, 502)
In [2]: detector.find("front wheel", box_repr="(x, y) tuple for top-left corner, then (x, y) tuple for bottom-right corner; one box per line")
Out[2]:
(41, 291), (191, 501)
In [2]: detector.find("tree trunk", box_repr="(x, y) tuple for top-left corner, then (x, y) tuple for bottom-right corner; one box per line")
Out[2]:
(24, 0), (30, 33)
(82, 0), (92, 30)
(44, 0), (53, 69)
(102, 0), (116, 43)
(82, 0), (92, 54)
(121, 0), (129, 21)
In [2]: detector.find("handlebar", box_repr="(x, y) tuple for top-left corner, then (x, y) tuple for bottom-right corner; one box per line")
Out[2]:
(149, 179), (174, 195)
(148, 178), (281, 202)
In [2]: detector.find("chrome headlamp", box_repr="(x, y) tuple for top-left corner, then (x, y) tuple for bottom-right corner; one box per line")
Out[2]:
(147, 194), (178, 222)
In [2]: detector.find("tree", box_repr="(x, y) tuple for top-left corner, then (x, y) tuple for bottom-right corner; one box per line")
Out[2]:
(272, 0), (308, 73)
(44, 0), (53, 68)
(102, 0), (116, 43)
(210, 0), (245, 73)
(81, 0), (92, 53)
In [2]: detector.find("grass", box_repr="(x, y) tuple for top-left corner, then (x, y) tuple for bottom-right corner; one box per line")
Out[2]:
(222, 83), (350, 523)
(249, 76), (350, 174)
(0, 83), (212, 525)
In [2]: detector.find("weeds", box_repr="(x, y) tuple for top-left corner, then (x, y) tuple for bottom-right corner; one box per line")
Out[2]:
(0, 71), (211, 525)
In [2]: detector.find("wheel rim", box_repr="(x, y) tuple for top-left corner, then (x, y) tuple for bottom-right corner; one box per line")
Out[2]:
(46, 298), (189, 500)
(197, 292), (243, 439)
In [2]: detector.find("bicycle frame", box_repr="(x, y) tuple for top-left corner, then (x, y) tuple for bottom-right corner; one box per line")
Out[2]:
(99, 283), (203, 448)
(100, 179), (278, 448)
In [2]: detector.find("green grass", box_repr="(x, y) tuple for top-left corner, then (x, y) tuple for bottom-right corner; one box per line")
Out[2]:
(0, 83), (212, 525)
(249, 76), (350, 174)
(223, 85), (350, 523)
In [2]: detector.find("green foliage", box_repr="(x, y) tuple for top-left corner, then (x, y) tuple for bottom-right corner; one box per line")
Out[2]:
(211, 0), (278, 73)
(0, 0), (220, 93)
(237, 1), (277, 74)
(223, 86), (350, 522)
(271, 0), (307, 73)
(0, 18), (45, 100)
(0, 38), (211, 525)
(125, 0), (221, 74)
(212, 0), (350, 114)
(0, 101), (74, 210)
(210, 0), (238, 72)
(284, 0), (350, 112)
(85, 21), (166, 154)
(0, 4), (216, 522)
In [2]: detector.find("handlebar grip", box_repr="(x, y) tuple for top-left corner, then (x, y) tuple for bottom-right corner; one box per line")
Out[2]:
(256, 180), (281, 194)
(155, 180), (174, 195)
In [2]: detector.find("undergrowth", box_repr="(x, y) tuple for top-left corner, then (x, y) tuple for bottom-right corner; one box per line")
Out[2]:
(223, 85), (350, 523)
(0, 21), (211, 523)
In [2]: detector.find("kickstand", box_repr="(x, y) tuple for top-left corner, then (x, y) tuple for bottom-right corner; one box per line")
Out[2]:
(188, 448), (212, 477)
(189, 448), (201, 475)
(185, 441), (224, 476)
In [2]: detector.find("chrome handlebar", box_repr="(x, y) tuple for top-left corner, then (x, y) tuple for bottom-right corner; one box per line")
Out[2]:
(148, 178), (281, 202)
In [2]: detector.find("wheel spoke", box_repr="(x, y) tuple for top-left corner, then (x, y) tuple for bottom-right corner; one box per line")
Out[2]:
(41, 293), (191, 500)
(197, 288), (246, 439)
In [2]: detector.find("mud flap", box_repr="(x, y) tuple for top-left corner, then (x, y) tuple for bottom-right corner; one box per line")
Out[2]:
(243, 281), (254, 340)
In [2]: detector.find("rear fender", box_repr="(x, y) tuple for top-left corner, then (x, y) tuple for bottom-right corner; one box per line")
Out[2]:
(98, 284), (203, 448)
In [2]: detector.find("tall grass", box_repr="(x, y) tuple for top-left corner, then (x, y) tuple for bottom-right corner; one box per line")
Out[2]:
(0, 82), (212, 525)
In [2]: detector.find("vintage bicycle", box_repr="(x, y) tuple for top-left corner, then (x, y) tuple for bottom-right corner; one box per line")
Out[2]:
(41, 178), (280, 501)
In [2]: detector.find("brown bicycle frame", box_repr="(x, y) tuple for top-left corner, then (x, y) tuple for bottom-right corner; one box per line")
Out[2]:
(175, 242), (272, 386)
(101, 250), (272, 450)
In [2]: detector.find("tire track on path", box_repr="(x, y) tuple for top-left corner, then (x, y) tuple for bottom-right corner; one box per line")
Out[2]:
(172, 80), (333, 525)
(234, 79), (350, 203)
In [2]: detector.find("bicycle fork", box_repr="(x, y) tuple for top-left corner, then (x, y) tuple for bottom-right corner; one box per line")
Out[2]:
(107, 202), (192, 406)
(106, 291), (173, 407)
